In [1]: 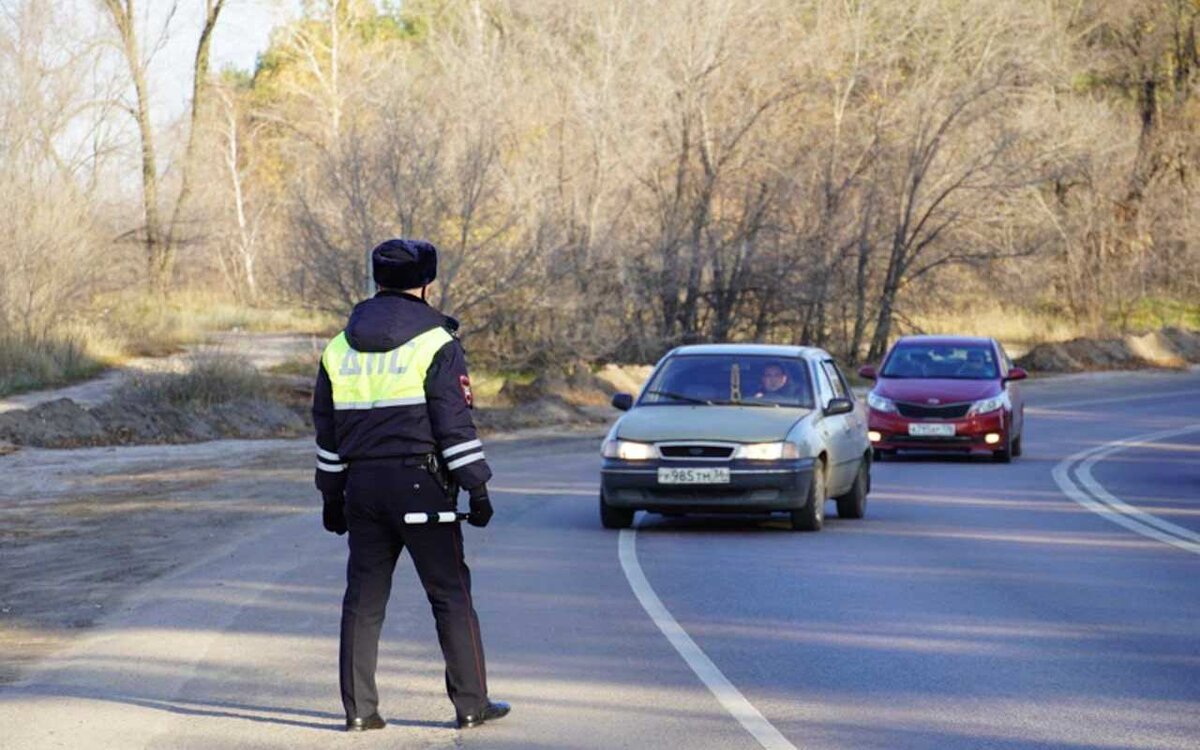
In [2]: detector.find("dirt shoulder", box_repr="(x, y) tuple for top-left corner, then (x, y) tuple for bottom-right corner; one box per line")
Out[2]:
(0, 430), (603, 686)
(0, 439), (314, 684)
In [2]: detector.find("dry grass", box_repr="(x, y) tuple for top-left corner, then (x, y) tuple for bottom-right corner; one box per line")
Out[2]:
(0, 333), (106, 398)
(0, 290), (341, 395)
(119, 353), (268, 408)
(265, 353), (321, 377)
(908, 300), (1200, 359)
(88, 289), (339, 358)
(906, 305), (1091, 357)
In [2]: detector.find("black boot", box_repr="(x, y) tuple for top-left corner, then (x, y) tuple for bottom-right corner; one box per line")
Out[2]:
(457, 701), (511, 728)
(346, 713), (386, 732)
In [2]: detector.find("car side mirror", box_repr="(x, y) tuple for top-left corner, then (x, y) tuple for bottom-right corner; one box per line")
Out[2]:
(825, 397), (854, 416)
(857, 365), (877, 380)
(1005, 367), (1028, 382)
(611, 392), (634, 411)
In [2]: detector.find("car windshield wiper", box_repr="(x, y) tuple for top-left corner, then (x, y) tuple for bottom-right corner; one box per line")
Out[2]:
(644, 389), (710, 405)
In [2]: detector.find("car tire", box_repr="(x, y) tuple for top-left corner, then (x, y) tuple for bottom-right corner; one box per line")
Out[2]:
(790, 462), (826, 531)
(600, 493), (634, 529)
(835, 460), (869, 519)
(1012, 433), (1023, 457)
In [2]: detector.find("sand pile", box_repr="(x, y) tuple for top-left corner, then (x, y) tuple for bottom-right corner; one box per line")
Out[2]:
(0, 396), (306, 449)
(1016, 328), (1200, 372)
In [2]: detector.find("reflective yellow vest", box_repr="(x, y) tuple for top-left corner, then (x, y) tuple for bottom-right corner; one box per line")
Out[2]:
(321, 327), (454, 410)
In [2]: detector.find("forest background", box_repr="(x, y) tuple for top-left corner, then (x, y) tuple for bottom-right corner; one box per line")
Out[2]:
(2, 0), (1198, 395)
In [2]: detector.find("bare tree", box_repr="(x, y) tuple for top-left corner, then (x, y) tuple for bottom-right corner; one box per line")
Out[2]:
(99, 0), (225, 292)
(167, 0), (227, 257)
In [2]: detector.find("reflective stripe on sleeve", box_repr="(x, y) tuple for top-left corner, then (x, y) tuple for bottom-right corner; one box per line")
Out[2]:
(333, 396), (427, 410)
(317, 460), (347, 473)
(445, 451), (485, 471)
(442, 439), (483, 459)
(316, 446), (341, 462)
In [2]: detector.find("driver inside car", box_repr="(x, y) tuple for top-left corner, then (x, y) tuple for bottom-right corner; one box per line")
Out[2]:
(956, 349), (993, 378)
(753, 363), (795, 402)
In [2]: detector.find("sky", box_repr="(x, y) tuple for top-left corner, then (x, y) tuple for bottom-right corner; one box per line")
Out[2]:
(210, 0), (292, 73)
(155, 0), (300, 120)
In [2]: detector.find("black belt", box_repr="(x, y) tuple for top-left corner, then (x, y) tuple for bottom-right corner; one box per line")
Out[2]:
(353, 454), (454, 494)
(348, 454), (435, 467)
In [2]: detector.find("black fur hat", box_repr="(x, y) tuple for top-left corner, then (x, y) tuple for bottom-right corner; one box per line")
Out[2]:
(371, 239), (438, 290)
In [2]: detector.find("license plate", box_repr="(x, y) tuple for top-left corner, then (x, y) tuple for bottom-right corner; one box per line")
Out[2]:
(657, 467), (731, 485)
(908, 423), (955, 437)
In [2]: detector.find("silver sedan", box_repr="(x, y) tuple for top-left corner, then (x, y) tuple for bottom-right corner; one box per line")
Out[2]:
(600, 344), (872, 531)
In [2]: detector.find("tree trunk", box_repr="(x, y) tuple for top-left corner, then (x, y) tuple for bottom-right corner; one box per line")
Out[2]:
(167, 0), (226, 269)
(103, 0), (165, 291)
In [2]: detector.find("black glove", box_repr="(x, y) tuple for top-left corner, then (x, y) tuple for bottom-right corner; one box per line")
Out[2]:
(467, 485), (493, 528)
(323, 492), (347, 535)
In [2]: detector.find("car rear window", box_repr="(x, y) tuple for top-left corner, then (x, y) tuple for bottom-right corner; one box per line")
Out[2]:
(641, 355), (814, 408)
(881, 343), (999, 380)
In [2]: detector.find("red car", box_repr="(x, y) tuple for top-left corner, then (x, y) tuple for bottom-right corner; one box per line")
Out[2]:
(859, 336), (1026, 462)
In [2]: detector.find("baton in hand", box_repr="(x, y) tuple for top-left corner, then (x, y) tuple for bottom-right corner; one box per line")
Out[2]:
(403, 511), (471, 525)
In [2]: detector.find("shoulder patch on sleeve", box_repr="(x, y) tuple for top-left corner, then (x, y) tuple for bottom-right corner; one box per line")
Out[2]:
(459, 374), (474, 408)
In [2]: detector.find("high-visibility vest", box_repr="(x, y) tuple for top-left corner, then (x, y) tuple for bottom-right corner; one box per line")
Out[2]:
(321, 327), (453, 410)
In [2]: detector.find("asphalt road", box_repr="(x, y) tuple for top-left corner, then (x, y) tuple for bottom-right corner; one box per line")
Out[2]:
(2, 368), (1198, 749)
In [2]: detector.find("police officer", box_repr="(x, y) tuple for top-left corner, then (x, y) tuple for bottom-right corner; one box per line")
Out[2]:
(313, 239), (511, 732)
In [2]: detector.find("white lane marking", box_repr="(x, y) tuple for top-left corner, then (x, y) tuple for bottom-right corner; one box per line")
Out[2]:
(1076, 435), (1200, 545)
(618, 527), (798, 750)
(1052, 424), (1200, 555)
(1031, 389), (1200, 412)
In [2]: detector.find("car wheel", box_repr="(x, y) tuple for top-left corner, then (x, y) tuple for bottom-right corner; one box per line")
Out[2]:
(1012, 433), (1023, 457)
(790, 461), (826, 531)
(835, 460), (868, 519)
(993, 434), (1013, 463)
(599, 493), (634, 529)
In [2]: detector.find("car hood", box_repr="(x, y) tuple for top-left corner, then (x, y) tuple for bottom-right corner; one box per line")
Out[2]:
(874, 378), (999, 403)
(616, 405), (810, 443)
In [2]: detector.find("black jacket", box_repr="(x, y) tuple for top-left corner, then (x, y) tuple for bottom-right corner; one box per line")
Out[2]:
(313, 291), (492, 496)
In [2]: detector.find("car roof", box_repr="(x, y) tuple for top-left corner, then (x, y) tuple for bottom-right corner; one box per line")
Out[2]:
(893, 335), (995, 347)
(669, 343), (829, 359)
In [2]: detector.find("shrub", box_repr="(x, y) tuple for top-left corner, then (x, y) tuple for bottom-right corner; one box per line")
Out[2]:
(0, 334), (105, 397)
(119, 353), (268, 408)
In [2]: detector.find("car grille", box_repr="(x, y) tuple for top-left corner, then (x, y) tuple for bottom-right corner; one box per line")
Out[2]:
(659, 444), (735, 459)
(896, 401), (971, 419)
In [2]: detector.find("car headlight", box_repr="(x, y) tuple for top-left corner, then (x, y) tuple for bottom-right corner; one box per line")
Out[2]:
(734, 442), (801, 460)
(867, 392), (897, 413)
(968, 392), (1010, 416)
(602, 439), (656, 460)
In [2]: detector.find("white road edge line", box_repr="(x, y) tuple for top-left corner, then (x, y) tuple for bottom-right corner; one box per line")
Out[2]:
(618, 527), (799, 750)
(1052, 424), (1200, 555)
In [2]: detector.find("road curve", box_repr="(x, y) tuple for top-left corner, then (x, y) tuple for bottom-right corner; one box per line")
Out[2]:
(1, 369), (1198, 749)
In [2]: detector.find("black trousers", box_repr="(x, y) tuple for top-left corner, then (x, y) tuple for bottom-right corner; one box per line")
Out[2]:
(339, 460), (488, 719)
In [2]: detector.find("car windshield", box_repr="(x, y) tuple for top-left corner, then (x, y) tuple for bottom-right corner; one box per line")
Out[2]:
(641, 355), (814, 408)
(881, 343), (999, 380)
